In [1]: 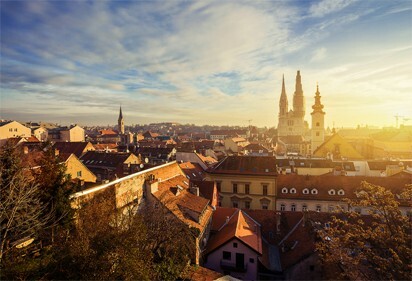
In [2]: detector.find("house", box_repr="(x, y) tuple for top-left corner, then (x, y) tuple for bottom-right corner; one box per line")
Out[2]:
(205, 156), (278, 210)
(243, 143), (270, 156)
(204, 208), (262, 280)
(53, 142), (95, 158)
(80, 151), (141, 181)
(146, 174), (214, 265)
(179, 161), (206, 181)
(210, 130), (248, 141)
(58, 153), (97, 183)
(32, 126), (48, 142)
(277, 135), (310, 157)
(224, 137), (249, 154)
(48, 125), (85, 142)
(276, 174), (412, 215)
(0, 121), (31, 141)
(190, 180), (219, 208)
(135, 146), (176, 165)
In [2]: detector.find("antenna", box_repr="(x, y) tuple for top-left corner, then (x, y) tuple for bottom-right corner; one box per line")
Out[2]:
(394, 114), (404, 128)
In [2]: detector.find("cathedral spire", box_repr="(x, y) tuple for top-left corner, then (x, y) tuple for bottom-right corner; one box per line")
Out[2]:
(293, 70), (305, 118)
(279, 74), (288, 116)
(311, 84), (325, 114)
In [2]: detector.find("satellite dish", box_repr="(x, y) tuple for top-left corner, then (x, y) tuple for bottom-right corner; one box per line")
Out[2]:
(140, 164), (144, 169)
(145, 157), (149, 164)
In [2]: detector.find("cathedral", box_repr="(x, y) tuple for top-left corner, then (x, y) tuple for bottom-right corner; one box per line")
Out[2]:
(277, 71), (325, 155)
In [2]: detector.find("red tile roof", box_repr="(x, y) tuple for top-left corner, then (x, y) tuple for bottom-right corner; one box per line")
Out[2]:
(179, 162), (206, 180)
(53, 142), (94, 158)
(206, 207), (262, 255)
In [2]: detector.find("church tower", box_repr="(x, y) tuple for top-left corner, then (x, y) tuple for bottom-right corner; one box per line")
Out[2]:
(118, 106), (125, 134)
(277, 75), (289, 137)
(311, 84), (325, 154)
(293, 70), (305, 119)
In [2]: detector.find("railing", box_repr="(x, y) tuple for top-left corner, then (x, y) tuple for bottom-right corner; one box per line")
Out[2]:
(220, 259), (248, 272)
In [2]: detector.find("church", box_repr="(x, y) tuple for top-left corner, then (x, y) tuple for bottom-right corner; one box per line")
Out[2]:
(276, 70), (326, 155)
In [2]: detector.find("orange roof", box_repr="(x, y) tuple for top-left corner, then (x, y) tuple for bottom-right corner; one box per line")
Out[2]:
(206, 208), (262, 255)
(155, 175), (212, 233)
(99, 129), (118, 135)
(179, 161), (205, 180)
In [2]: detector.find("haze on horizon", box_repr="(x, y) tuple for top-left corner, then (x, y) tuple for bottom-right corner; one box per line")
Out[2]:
(1, 0), (411, 128)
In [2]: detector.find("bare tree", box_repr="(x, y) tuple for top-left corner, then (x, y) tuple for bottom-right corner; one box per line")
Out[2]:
(0, 143), (49, 262)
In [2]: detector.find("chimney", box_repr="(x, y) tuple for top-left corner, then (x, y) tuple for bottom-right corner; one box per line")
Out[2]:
(149, 180), (158, 194)
(276, 212), (281, 234)
(23, 146), (29, 154)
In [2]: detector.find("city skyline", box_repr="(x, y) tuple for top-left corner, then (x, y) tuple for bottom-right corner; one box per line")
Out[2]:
(1, 0), (411, 128)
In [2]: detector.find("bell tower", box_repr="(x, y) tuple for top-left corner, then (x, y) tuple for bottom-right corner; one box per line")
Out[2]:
(118, 106), (125, 134)
(311, 84), (325, 154)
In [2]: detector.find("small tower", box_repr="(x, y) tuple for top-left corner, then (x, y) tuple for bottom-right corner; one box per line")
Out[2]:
(118, 106), (125, 135)
(311, 84), (325, 154)
(293, 70), (305, 119)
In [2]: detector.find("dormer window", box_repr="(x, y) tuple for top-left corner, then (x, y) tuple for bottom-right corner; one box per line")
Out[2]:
(303, 188), (309, 194)
(311, 188), (318, 195)
(328, 189), (336, 195)
(290, 188), (297, 194)
(282, 187), (288, 194)
(338, 189), (345, 196)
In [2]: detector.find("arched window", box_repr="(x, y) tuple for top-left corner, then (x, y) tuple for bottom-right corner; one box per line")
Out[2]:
(281, 187), (288, 194)
(328, 189), (336, 195)
(280, 204), (286, 211)
(290, 188), (297, 194)
(311, 188), (318, 195)
(338, 189), (345, 196)
(303, 188), (309, 194)
(316, 205), (322, 212)
(302, 204), (308, 211)
(291, 204), (296, 211)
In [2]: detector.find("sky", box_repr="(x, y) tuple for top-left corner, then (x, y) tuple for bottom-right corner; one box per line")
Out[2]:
(1, 0), (411, 128)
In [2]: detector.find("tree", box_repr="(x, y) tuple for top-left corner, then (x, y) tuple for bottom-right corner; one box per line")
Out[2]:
(316, 181), (412, 280)
(31, 142), (79, 240)
(0, 142), (49, 263)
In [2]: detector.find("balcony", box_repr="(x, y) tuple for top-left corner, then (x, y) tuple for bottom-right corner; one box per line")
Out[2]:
(220, 259), (248, 272)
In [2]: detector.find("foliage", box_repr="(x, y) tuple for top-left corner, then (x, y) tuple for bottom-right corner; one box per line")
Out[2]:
(0, 142), (48, 263)
(316, 181), (412, 281)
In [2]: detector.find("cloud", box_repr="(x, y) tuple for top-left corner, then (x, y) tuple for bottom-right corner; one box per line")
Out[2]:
(310, 47), (327, 62)
(309, 0), (357, 17)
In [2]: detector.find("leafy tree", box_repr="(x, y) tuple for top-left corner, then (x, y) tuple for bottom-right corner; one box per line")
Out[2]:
(317, 182), (412, 280)
(31, 142), (78, 238)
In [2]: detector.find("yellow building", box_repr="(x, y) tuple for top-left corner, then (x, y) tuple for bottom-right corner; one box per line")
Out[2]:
(205, 156), (277, 210)
(0, 120), (31, 140)
(60, 125), (85, 142)
(60, 153), (97, 183)
(313, 133), (364, 160)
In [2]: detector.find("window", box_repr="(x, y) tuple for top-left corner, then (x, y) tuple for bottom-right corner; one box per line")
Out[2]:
(280, 204), (286, 211)
(249, 258), (254, 263)
(223, 251), (231, 260)
(233, 201), (238, 208)
(316, 132), (320, 136)
(245, 184), (250, 194)
(216, 182), (221, 192)
(282, 187), (288, 194)
(338, 189), (345, 195)
(316, 122), (320, 127)
(328, 205), (335, 212)
(303, 188), (309, 194)
(262, 185), (268, 196)
(290, 188), (297, 194)
(310, 265), (315, 271)
(316, 205), (321, 212)
(311, 188), (318, 194)
(328, 189), (336, 195)
(77, 171), (82, 177)
(233, 183), (238, 194)
(262, 204), (268, 210)
(291, 204), (296, 211)
(302, 204), (308, 211)
(233, 242), (238, 248)
(245, 201), (250, 209)
(9, 128), (12, 132)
